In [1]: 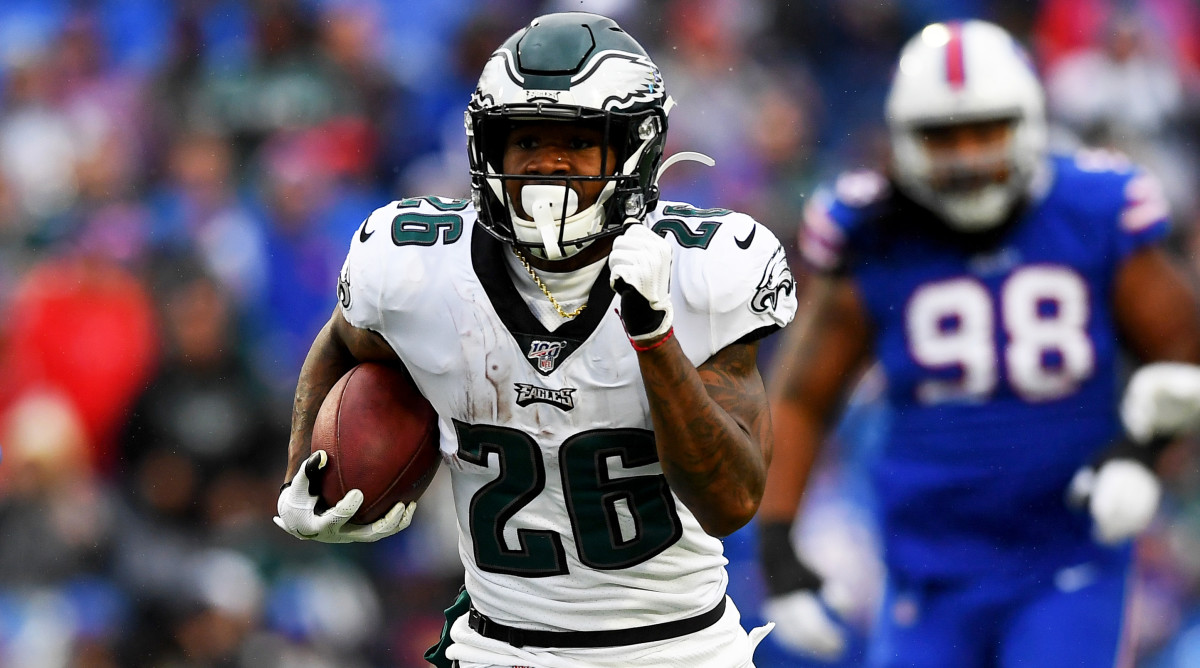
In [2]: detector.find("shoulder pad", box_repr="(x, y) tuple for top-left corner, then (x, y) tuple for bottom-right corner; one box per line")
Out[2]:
(340, 196), (476, 330)
(799, 170), (891, 272)
(653, 203), (797, 353)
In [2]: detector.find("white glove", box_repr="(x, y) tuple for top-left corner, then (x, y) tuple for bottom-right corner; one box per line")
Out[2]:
(1069, 458), (1162, 545)
(764, 582), (852, 661)
(1121, 362), (1200, 443)
(274, 450), (417, 543)
(608, 223), (674, 342)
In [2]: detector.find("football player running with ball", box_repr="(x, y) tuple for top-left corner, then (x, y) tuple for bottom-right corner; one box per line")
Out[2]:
(272, 12), (797, 668)
(757, 20), (1200, 668)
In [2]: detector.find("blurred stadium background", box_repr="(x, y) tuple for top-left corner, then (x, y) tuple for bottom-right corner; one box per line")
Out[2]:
(0, 0), (1199, 666)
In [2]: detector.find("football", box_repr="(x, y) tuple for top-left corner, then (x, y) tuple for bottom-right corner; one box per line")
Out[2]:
(311, 362), (441, 524)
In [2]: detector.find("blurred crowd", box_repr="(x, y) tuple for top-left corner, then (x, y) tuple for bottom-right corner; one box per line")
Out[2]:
(1, 0), (1200, 666)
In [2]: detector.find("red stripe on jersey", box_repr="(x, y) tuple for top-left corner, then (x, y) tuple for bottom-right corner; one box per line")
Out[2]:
(945, 22), (966, 89)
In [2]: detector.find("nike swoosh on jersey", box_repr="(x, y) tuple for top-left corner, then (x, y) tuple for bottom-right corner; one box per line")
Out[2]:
(359, 218), (374, 243)
(735, 226), (756, 249)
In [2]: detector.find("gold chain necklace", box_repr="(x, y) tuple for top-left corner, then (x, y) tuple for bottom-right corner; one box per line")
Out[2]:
(511, 247), (586, 319)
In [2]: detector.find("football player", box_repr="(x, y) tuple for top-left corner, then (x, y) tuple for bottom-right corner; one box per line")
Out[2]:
(757, 19), (1200, 667)
(272, 12), (798, 668)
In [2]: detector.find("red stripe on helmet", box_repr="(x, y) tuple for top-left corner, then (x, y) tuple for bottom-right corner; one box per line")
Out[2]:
(945, 22), (966, 89)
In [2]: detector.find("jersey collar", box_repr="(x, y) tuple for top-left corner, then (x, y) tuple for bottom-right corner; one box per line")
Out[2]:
(472, 228), (617, 376)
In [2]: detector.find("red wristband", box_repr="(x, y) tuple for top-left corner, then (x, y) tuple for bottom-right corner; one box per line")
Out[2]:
(630, 327), (674, 352)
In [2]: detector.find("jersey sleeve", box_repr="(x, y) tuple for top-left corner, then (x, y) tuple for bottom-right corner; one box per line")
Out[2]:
(1112, 166), (1171, 258)
(797, 169), (889, 274)
(339, 196), (475, 339)
(337, 202), (401, 333)
(798, 187), (846, 272)
(666, 208), (798, 356)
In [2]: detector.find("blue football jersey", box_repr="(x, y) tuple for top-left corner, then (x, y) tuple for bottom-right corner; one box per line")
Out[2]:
(799, 153), (1170, 578)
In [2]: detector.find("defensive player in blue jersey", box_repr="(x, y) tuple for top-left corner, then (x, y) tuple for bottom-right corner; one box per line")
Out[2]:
(756, 19), (1200, 667)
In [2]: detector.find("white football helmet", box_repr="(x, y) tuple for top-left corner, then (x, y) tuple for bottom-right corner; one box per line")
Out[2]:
(466, 12), (671, 260)
(885, 20), (1047, 232)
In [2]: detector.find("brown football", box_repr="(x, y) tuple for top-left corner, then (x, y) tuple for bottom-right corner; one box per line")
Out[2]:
(311, 362), (440, 524)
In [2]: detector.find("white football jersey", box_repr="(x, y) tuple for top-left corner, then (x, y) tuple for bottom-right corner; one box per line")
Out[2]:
(337, 196), (796, 633)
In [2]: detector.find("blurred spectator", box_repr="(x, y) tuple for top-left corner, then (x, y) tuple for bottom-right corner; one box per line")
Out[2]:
(1033, 0), (1200, 85)
(147, 12), (219, 152)
(111, 260), (290, 665)
(0, 391), (112, 587)
(655, 0), (771, 209)
(0, 391), (125, 667)
(56, 14), (152, 195)
(763, 0), (905, 168)
(191, 0), (354, 163)
(0, 249), (158, 476)
(654, 0), (819, 237)
(247, 127), (381, 397)
(1046, 12), (1183, 146)
(0, 49), (80, 235)
(148, 131), (268, 311)
(1044, 9), (1200, 234)
(314, 2), (409, 188)
(1031, 0), (1113, 70)
(119, 259), (283, 536)
(394, 11), (512, 198)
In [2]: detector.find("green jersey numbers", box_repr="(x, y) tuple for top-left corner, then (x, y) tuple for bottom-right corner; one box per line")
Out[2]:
(389, 197), (469, 247)
(561, 429), (682, 569)
(454, 421), (684, 577)
(456, 422), (566, 577)
(397, 196), (471, 211)
(653, 218), (720, 249)
(652, 205), (731, 249)
(662, 204), (732, 218)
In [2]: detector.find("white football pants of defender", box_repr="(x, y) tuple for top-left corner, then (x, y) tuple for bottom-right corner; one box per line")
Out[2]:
(445, 597), (773, 668)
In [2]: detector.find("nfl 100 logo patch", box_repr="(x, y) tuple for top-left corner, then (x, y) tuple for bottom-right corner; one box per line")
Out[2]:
(527, 340), (567, 373)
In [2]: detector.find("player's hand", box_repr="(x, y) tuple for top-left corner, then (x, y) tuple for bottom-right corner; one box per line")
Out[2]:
(1121, 362), (1200, 443)
(1068, 442), (1163, 546)
(608, 222), (673, 343)
(764, 585), (851, 661)
(758, 521), (851, 661)
(274, 450), (417, 543)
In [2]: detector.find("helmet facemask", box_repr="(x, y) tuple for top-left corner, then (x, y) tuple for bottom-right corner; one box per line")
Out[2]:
(469, 105), (665, 260)
(895, 116), (1027, 232)
(465, 12), (670, 261)
(885, 21), (1048, 233)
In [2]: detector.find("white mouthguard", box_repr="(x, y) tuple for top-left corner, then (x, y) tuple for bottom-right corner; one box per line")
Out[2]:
(519, 185), (579, 260)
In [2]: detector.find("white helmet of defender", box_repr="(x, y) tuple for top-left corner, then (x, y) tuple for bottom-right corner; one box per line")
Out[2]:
(886, 20), (1047, 231)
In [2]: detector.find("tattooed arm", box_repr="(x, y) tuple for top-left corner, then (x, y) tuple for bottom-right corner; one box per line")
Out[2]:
(635, 337), (771, 537)
(284, 307), (400, 482)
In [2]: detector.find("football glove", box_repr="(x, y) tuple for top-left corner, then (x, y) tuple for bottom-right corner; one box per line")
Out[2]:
(758, 521), (851, 661)
(608, 222), (674, 343)
(1121, 362), (1200, 444)
(1068, 439), (1164, 546)
(274, 450), (416, 543)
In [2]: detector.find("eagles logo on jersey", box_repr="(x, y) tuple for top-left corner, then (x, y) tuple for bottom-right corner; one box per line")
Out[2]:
(337, 262), (352, 310)
(751, 246), (795, 315)
(514, 382), (576, 410)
